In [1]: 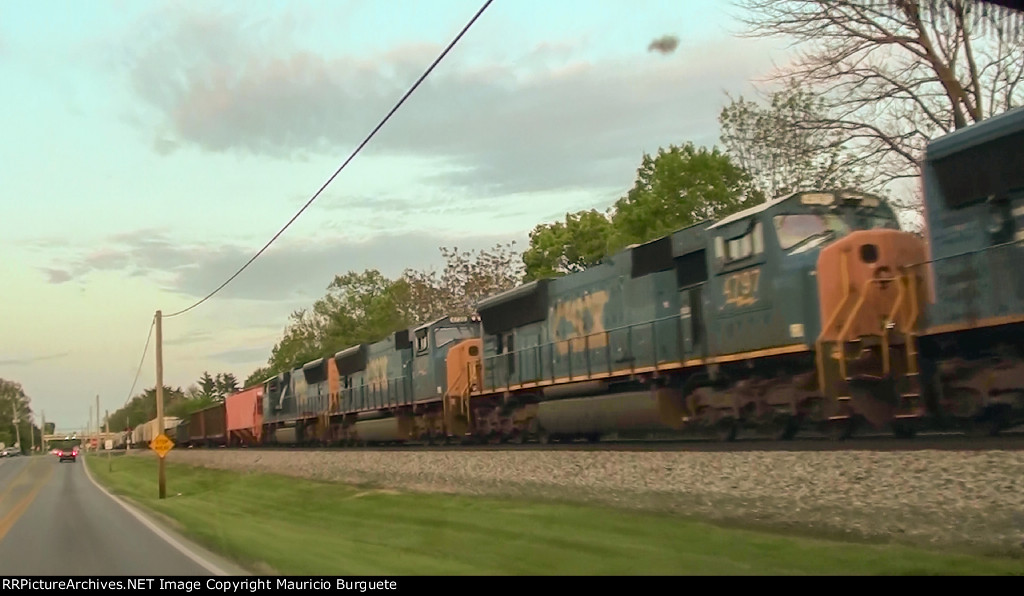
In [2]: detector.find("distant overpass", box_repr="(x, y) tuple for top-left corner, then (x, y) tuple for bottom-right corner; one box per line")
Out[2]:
(42, 430), (123, 451)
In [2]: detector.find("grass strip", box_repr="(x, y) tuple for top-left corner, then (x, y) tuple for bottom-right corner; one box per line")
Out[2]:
(86, 455), (1024, 575)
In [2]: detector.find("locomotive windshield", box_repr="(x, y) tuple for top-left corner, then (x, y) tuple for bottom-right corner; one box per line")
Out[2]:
(433, 326), (476, 348)
(774, 211), (898, 254)
(774, 214), (851, 253)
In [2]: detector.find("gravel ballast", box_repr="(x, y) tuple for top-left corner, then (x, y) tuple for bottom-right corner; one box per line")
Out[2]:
(140, 448), (1024, 556)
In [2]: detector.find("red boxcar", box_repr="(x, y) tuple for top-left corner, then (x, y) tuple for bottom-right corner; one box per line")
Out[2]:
(226, 386), (263, 446)
(189, 403), (228, 447)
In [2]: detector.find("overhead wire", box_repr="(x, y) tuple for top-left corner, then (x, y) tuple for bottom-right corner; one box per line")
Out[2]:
(123, 315), (156, 407)
(163, 0), (494, 319)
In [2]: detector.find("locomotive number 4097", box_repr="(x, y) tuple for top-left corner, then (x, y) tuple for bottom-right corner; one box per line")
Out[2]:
(723, 268), (761, 307)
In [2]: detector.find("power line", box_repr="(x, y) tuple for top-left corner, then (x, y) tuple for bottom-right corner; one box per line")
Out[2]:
(124, 316), (156, 407)
(164, 0), (494, 318)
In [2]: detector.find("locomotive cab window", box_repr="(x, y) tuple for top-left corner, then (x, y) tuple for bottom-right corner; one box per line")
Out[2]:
(715, 221), (764, 265)
(415, 329), (429, 353)
(985, 190), (1022, 245)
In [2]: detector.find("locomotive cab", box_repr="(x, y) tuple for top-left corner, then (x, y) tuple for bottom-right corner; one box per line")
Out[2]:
(706, 190), (902, 358)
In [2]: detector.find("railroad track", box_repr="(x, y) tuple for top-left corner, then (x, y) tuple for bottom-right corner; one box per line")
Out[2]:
(192, 429), (1024, 454)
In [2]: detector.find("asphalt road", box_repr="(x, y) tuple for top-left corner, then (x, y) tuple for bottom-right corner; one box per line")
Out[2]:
(0, 453), (249, 576)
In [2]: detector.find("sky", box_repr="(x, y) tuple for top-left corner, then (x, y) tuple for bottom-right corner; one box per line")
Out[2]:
(0, 0), (793, 431)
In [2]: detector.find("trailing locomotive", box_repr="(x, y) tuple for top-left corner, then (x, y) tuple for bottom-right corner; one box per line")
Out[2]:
(913, 104), (1024, 436)
(146, 106), (1024, 450)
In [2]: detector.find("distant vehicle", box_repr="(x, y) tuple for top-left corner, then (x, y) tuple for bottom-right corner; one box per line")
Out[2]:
(57, 447), (78, 463)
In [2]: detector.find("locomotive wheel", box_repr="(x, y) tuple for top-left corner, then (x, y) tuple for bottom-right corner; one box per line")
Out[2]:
(827, 418), (855, 441)
(769, 415), (799, 441)
(891, 422), (916, 439)
(962, 415), (1003, 438)
(716, 421), (737, 442)
(538, 430), (551, 445)
(510, 431), (526, 444)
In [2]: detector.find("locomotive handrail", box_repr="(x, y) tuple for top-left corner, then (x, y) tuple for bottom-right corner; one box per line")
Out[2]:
(480, 314), (683, 390)
(880, 273), (908, 375)
(815, 251), (851, 394)
(832, 274), (908, 380)
(441, 363), (473, 433)
(904, 237), (1024, 268)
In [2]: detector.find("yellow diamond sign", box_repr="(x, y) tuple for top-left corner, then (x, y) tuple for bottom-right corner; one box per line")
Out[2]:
(150, 433), (174, 458)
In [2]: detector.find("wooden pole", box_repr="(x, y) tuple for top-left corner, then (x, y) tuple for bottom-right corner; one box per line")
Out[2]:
(155, 311), (166, 499)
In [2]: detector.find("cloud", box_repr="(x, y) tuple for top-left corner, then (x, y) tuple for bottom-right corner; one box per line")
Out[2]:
(648, 35), (680, 54)
(0, 352), (71, 366)
(206, 346), (275, 365)
(119, 7), (781, 196)
(163, 329), (215, 346)
(42, 228), (521, 302)
(44, 269), (73, 284)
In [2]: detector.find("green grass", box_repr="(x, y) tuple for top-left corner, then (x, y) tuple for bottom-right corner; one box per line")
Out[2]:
(86, 456), (1024, 576)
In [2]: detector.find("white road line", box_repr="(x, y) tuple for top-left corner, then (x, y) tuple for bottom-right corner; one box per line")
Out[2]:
(81, 454), (230, 576)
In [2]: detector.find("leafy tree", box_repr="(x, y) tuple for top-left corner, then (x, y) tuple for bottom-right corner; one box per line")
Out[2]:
(719, 80), (876, 200)
(197, 371), (216, 399)
(107, 385), (185, 433)
(522, 211), (615, 281)
(215, 373), (239, 399)
(244, 366), (273, 389)
(523, 143), (758, 280)
(0, 378), (34, 452)
(267, 269), (411, 375)
(611, 143), (760, 246)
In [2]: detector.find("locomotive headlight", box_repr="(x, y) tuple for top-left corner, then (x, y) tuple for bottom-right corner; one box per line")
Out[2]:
(801, 192), (835, 205)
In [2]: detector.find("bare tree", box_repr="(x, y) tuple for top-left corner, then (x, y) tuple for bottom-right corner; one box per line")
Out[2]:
(720, 79), (880, 200)
(399, 243), (524, 323)
(736, 0), (1024, 208)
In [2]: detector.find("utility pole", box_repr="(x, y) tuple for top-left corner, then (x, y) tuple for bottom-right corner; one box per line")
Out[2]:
(95, 395), (100, 453)
(106, 410), (111, 471)
(155, 310), (166, 499)
(88, 404), (92, 453)
(41, 411), (46, 453)
(29, 413), (34, 453)
(11, 404), (20, 454)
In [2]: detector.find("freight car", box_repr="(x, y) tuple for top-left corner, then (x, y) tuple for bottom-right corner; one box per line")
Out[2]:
(132, 416), (183, 448)
(226, 385), (263, 446)
(186, 402), (227, 447)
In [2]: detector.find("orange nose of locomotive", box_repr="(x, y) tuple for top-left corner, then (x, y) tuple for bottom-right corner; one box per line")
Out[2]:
(817, 229), (929, 342)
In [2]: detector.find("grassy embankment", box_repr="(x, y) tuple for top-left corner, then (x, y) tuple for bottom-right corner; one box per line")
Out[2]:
(85, 455), (1023, 575)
